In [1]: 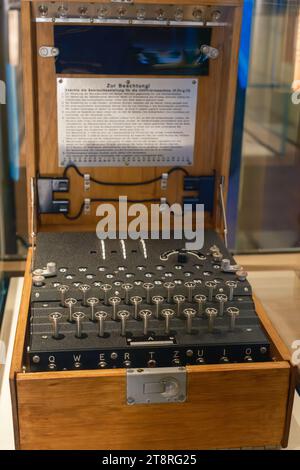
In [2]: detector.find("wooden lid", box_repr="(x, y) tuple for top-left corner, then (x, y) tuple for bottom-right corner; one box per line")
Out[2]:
(22, 0), (242, 236)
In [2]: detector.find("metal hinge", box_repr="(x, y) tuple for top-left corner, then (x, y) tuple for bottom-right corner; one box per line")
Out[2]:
(126, 367), (187, 405)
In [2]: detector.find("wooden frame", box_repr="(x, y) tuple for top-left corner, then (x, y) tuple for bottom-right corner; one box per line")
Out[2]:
(11, 0), (295, 450)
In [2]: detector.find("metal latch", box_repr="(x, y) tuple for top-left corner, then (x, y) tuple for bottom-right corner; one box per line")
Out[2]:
(39, 46), (59, 58)
(126, 367), (186, 405)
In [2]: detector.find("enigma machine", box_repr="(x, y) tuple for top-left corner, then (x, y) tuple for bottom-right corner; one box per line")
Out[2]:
(11, 0), (295, 450)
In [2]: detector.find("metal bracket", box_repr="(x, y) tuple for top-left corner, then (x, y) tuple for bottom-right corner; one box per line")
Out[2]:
(161, 173), (168, 191)
(200, 45), (219, 59)
(39, 46), (59, 58)
(221, 259), (241, 273)
(37, 178), (69, 214)
(126, 367), (187, 405)
(183, 174), (215, 214)
(32, 262), (57, 278)
(84, 174), (91, 192)
(84, 198), (91, 215)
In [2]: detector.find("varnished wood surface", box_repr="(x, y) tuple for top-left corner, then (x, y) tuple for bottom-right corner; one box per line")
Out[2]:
(36, 27), (225, 227)
(22, 1), (38, 241)
(16, 362), (290, 450)
(9, 252), (33, 450)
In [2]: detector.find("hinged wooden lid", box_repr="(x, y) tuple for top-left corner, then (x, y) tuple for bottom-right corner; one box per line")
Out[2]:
(22, 0), (243, 237)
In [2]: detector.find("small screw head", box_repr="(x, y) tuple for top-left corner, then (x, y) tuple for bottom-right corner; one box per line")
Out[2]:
(236, 270), (248, 281)
(33, 275), (45, 287)
(196, 357), (205, 364)
(32, 355), (40, 364)
(211, 9), (222, 21)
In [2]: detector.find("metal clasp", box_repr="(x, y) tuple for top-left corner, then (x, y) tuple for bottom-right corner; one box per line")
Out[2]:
(126, 367), (187, 405)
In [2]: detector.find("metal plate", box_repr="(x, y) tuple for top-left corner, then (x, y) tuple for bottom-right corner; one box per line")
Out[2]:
(32, 3), (229, 26)
(57, 77), (198, 167)
(126, 367), (187, 405)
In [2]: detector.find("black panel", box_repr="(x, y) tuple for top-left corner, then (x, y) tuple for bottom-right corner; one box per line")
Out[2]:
(54, 25), (211, 76)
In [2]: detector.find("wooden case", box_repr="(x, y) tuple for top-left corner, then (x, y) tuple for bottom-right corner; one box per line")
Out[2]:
(10, 0), (295, 450)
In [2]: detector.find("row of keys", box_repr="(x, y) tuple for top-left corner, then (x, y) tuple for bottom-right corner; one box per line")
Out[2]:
(63, 292), (235, 320)
(48, 305), (240, 340)
(58, 280), (239, 307)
